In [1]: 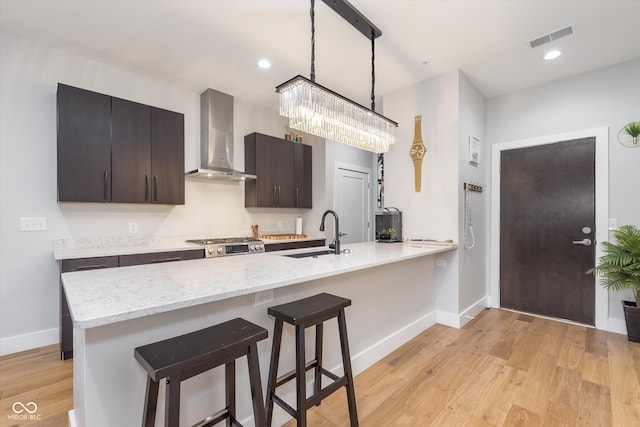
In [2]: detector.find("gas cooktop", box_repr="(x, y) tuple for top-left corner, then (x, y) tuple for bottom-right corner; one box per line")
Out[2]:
(186, 237), (265, 257)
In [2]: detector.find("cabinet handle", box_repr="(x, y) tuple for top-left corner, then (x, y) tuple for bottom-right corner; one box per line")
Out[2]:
(76, 264), (108, 270)
(153, 176), (158, 201)
(296, 188), (299, 207)
(145, 175), (149, 201)
(103, 170), (108, 201)
(278, 186), (281, 205)
(273, 186), (277, 206)
(150, 257), (182, 263)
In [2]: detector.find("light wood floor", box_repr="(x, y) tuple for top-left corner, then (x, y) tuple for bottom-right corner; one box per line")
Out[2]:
(1, 309), (638, 426)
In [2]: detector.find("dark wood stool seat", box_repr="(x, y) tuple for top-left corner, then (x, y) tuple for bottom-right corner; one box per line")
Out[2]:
(265, 293), (358, 426)
(134, 317), (268, 427)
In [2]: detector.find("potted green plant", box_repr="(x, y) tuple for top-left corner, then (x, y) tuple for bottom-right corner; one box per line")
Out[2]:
(379, 227), (395, 240)
(622, 121), (640, 145)
(588, 224), (640, 342)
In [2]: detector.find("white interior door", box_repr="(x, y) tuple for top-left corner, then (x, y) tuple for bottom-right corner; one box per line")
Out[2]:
(334, 164), (371, 244)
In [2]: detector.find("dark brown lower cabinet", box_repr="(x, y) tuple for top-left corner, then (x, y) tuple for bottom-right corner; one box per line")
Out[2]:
(59, 249), (204, 360)
(60, 256), (119, 360)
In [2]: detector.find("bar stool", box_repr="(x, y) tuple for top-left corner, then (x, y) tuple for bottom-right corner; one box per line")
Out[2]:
(265, 293), (358, 426)
(134, 317), (268, 427)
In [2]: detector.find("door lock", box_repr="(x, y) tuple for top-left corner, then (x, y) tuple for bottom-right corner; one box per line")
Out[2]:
(572, 238), (592, 246)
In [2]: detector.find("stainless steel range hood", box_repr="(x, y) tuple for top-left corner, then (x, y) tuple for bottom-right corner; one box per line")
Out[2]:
(186, 88), (256, 181)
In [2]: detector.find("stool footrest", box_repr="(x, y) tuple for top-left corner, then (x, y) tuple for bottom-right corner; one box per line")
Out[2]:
(271, 393), (297, 418)
(271, 375), (349, 415)
(320, 367), (340, 382)
(307, 376), (348, 407)
(194, 408), (243, 427)
(275, 359), (319, 388)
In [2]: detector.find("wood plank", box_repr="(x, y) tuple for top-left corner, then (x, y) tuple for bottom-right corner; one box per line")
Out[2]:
(429, 355), (505, 425)
(472, 362), (527, 426)
(585, 327), (609, 358)
(556, 342), (583, 371)
(507, 330), (545, 372)
(541, 366), (581, 426)
(607, 334), (640, 426)
(577, 380), (612, 426)
(504, 403), (543, 426)
(513, 352), (557, 415)
(581, 351), (610, 387)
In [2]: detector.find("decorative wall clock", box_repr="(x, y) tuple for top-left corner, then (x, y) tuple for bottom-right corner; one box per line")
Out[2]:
(409, 115), (426, 192)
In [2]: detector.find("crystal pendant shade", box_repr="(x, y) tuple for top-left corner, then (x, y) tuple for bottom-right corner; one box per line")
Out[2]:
(277, 75), (397, 154)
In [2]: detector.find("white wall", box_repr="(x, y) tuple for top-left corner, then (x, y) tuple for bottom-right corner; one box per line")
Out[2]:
(383, 72), (460, 242)
(379, 70), (488, 327)
(0, 33), (320, 354)
(457, 72), (488, 313)
(487, 59), (640, 327)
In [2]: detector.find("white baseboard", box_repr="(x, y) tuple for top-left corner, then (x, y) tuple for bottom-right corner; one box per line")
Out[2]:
(68, 410), (78, 427)
(437, 297), (488, 329)
(0, 328), (58, 356)
(350, 311), (437, 376)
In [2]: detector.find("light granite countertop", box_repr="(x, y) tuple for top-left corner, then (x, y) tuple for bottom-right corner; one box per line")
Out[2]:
(53, 235), (203, 260)
(62, 241), (457, 329)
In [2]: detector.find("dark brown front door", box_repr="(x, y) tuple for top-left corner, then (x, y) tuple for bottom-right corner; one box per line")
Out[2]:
(500, 138), (596, 325)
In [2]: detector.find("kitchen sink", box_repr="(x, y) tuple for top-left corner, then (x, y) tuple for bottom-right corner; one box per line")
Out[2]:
(283, 250), (337, 258)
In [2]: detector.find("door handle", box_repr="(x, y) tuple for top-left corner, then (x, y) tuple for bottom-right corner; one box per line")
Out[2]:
(572, 238), (592, 246)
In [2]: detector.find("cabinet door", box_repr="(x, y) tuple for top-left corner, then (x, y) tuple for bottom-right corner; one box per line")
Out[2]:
(57, 84), (112, 202)
(60, 256), (119, 360)
(294, 143), (312, 208)
(245, 133), (295, 207)
(119, 249), (203, 267)
(268, 137), (295, 207)
(111, 98), (152, 203)
(151, 108), (185, 205)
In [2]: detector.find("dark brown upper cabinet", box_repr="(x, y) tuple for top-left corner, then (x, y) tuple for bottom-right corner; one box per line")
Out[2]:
(244, 133), (312, 208)
(57, 84), (185, 205)
(57, 84), (112, 202)
(151, 107), (185, 204)
(111, 97), (152, 203)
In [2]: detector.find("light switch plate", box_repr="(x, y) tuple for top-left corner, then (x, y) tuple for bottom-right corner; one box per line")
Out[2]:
(20, 217), (47, 231)
(608, 218), (618, 231)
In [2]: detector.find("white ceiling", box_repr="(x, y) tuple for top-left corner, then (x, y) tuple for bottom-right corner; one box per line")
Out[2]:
(1, 0), (639, 113)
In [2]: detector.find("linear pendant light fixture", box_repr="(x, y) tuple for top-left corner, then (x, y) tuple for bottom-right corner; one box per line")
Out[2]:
(276, 0), (397, 154)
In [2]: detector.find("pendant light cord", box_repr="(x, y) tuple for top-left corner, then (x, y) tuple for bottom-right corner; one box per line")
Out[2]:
(310, 0), (316, 82)
(371, 32), (375, 111)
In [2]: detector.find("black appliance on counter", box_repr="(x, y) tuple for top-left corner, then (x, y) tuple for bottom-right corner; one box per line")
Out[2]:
(375, 207), (403, 242)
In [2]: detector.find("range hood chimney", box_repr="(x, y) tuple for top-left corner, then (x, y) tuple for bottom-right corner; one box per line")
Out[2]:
(186, 89), (256, 181)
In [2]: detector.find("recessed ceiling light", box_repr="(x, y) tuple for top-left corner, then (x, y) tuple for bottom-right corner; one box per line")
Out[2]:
(257, 59), (271, 69)
(544, 50), (562, 61)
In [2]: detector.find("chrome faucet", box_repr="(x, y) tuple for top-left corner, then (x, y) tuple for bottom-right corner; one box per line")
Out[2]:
(319, 210), (340, 255)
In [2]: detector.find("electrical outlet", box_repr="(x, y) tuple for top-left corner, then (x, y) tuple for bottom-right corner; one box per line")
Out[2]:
(20, 217), (47, 231)
(435, 259), (447, 268)
(129, 222), (138, 233)
(255, 289), (274, 306)
(277, 220), (284, 229)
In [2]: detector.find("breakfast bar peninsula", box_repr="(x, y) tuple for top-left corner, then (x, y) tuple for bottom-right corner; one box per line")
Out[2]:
(62, 241), (457, 427)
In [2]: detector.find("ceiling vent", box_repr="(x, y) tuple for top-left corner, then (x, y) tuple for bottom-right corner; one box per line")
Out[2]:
(529, 25), (573, 48)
